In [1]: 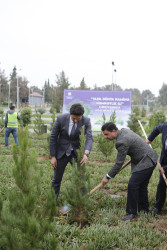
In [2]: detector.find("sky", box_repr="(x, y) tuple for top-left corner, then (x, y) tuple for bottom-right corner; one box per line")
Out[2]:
(1, 0), (167, 97)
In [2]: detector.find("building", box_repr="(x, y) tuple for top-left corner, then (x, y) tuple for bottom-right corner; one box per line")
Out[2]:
(29, 92), (44, 106)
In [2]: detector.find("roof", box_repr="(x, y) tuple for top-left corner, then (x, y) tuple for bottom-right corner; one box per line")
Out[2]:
(30, 92), (43, 97)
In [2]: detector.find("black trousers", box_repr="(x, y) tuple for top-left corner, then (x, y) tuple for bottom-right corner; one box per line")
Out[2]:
(126, 166), (155, 215)
(154, 164), (167, 210)
(51, 152), (77, 196)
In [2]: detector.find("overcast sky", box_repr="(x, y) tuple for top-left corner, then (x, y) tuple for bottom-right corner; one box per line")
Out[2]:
(1, 0), (167, 97)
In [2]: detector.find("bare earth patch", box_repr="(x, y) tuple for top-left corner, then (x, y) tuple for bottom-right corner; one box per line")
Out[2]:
(37, 155), (49, 162)
(152, 220), (167, 232)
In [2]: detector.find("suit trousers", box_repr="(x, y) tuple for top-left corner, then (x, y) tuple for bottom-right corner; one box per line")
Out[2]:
(51, 151), (77, 196)
(126, 166), (155, 215)
(154, 164), (167, 210)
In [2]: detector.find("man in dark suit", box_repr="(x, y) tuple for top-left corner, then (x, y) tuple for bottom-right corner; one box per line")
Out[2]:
(146, 122), (167, 215)
(100, 122), (159, 221)
(50, 103), (93, 203)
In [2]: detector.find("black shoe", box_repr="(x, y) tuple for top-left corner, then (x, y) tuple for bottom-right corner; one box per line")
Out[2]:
(121, 214), (136, 221)
(152, 207), (160, 216)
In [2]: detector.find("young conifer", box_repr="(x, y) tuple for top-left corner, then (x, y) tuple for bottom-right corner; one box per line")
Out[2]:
(97, 112), (116, 160)
(0, 127), (58, 249)
(65, 126), (92, 227)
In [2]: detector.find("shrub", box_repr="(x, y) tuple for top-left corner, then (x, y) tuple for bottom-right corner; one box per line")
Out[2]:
(97, 112), (116, 159)
(33, 110), (45, 135)
(37, 108), (46, 114)
(21, 108), (32, 127)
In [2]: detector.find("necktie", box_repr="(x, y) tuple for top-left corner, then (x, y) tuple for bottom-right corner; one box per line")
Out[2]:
(70, 122), (75, 137)
(66, 122), (76, 156)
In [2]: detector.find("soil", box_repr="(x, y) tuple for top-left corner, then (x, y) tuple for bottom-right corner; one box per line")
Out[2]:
(150, 219), (167, 232)
(37, 155), (49, 162)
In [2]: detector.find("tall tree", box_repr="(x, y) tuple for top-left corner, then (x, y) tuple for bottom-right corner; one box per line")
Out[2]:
(0, 68), (8, 102)
(158, 82), (167, 106)
(77, 77), (90, 90)
(54, 71), (70, 112)
(10, 67), (29, 103)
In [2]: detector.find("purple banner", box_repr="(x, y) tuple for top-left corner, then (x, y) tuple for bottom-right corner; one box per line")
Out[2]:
(63, 90), (131, 131)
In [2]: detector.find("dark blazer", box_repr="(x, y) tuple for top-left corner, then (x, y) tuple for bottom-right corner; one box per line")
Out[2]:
(108, 128), (158, 178)
(50, 113), (93, 159)
(147, 122), (167, 165)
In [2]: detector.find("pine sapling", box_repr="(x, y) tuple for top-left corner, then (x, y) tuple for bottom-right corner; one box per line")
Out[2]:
(0, 127), (58, 250)
(65, 126), (92, 227)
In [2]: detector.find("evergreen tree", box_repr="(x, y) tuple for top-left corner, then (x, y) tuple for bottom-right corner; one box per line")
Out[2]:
(65, 126), (92, 227)
(97, 112), (116, 160)
(53, 71), (70, 111)
(33, 109), (45, 135)
(0, 127), (58, 249)
(0, 68), (8, 102)
(158, 82), (167, 106)
(127, 107), (143, 135)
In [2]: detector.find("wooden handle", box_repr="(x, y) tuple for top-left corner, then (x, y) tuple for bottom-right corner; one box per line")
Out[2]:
(89, 160), (131, 195)
(89, 183), (103, 195)
(138, 120), (167, 185)
(0, 126), (5, 133)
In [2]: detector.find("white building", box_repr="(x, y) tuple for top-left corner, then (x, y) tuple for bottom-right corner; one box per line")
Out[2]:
(29, 92), (44, 106)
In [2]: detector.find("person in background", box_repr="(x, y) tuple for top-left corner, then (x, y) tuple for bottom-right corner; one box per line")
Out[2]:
(101, 122), (159, 221)
(146, 122), (167, 215)
(49, 103), (93, 204)
(5, 105), (21, 146)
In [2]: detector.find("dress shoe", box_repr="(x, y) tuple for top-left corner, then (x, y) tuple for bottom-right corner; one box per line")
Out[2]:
(152, 207), (160, 216)
(121, 214), (136, 221)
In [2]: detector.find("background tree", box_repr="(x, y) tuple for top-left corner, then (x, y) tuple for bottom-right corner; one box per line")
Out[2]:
(0, 68), (8, 103)
(158, 82), (167, 106)
(127, 106), (143, 135)
(76, 77), (90, 90)
(43, 79), (54, 103)
(53, 71), (70, 112)
(125, 88), (142, 105)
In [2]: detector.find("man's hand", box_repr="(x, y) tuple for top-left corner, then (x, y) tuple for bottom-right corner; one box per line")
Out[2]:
(146, 139), (152, 145)
(80, 154), (88, 166)
(101, 177), (109, 186)
(51, 156), (57, 168)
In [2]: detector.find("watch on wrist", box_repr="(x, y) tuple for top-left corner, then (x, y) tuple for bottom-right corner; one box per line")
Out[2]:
(106, 175), (111, 180)
(84, 153), (89, 157)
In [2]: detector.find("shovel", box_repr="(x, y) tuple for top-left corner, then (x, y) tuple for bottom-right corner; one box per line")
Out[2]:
(59, 160), (131, 215)
(88, 159), (131, 195)
(0, 126), (5, 133)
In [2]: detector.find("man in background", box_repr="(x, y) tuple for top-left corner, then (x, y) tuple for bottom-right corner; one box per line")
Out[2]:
(5, 105), (21, 146)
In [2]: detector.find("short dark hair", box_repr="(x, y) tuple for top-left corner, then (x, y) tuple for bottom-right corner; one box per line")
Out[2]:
(70, 103), (84, 116)
(101, 122), (118, 132)
(10, 105), (15, 110)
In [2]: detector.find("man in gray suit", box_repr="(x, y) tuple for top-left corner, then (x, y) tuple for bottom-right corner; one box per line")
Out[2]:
(50, 103), (93, 203)
(101, 122), (159, 221)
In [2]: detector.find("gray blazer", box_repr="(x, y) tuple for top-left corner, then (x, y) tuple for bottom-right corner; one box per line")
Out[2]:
(108, 128), (158, 178)
(50, 113), (93, 159)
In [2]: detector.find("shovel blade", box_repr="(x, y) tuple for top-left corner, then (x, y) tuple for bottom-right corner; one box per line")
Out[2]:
(59, 205), (71, 215)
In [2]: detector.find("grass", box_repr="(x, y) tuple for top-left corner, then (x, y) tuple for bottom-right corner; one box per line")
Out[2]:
(0, 130), (167, 249)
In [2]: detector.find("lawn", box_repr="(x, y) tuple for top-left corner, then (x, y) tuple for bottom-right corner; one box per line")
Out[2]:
(0, 129), (167, 249)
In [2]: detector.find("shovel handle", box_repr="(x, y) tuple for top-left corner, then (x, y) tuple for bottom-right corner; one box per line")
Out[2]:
(138, 120), (167, 185)
(89, 159), (131, 195)
(0, 126), (5, 133)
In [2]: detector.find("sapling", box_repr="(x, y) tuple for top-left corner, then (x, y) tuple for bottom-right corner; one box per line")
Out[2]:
(97, 112), (116, 160)
(0, 127), (58, 249)
(65, 126), (92, 227)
